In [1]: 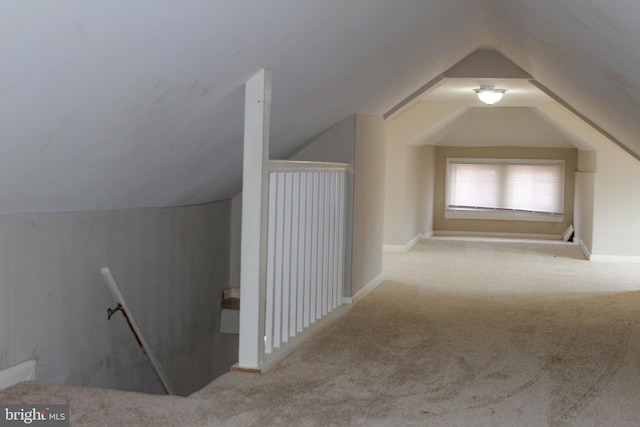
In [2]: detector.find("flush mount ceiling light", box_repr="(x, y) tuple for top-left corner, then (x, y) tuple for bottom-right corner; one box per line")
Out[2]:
(474, 85), (506, 105)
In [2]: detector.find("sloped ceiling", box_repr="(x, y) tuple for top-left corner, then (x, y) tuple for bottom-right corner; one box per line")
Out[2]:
(483, 0), (640, 157)
(0, 1), (638, 214)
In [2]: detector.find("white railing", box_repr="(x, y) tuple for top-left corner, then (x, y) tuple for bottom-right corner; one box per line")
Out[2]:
(264, 161), (348, 356)
(237, 70), (350, 371)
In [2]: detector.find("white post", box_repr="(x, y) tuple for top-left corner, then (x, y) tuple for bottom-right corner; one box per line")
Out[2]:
(238, 69), (272, 370)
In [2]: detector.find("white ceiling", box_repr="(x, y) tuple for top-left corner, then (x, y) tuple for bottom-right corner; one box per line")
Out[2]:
(1, 1), (639, 213)
(483, 0), (640, 157)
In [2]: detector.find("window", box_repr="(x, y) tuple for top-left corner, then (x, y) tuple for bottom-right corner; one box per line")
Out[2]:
(445, 158), (565, 222)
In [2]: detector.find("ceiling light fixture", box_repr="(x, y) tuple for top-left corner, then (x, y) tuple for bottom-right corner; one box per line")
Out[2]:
(475, 85), (506, 105)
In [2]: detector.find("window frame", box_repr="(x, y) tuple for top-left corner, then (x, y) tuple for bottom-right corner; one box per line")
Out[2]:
(444, 158), (565, 223)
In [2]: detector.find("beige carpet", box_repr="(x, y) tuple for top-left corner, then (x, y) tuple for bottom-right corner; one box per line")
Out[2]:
(3, 239), (640, 426)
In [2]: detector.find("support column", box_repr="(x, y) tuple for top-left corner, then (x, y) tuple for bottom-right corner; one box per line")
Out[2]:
(237, 69), (271, 370)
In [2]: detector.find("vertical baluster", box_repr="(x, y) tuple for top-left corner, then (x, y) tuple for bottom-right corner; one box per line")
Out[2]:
(319, 172), (330, 317)
(310, 172), (318, 323)
(330, 171), (338, 311)
(296, 172), (305, 334)
(289, 172), (300, 340)
(316, 172), (324, 320)
(281, 172), (292, 342)
(304, 172), (313, 328)
(327, 172), (333, 312)
(265, 172), (277, 354)
(296, 172), (307, 332)
(336, 172), (341, 306)
(265, 165), (348, 360)
(318, 171), (324, 319)
(274, 173), (285, 348)
(337, 171), (345, 306)
(303, 172), (313, 328)
(296, 172), (309, 332)
(316, 172), (322, 319)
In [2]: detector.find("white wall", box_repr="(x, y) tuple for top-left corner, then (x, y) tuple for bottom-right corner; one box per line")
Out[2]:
(535, 102), (640, 257)
(403, 145), (421, 243)
(418, 145), (436, 236)
(0, 201), (235, 396)
(383, 141), (430, 247)
(352, 115), (385, 294)
(384, 101), (468, 247)
(573, 150), (596, 251)
(592, 142), (640, 256)
(574, 172), (595, 251)
(383, 126), (407, 246)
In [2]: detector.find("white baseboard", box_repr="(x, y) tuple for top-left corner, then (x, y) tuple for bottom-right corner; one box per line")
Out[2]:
(577, 239), (592, 260)
(382, 244), (407, 252)
(432, 231), (562, 241)
(383, 233), (423, 252)
(588, 254), (640, 262)
(573, 239), (640, 262)
(405, 233), (422, 251)
(348, 272), (385, 305)
(421, 231), (434, 239)
(0, 359), (36, 391)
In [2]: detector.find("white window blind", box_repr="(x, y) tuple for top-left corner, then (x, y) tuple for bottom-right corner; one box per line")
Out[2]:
(447, 159), (565, 217)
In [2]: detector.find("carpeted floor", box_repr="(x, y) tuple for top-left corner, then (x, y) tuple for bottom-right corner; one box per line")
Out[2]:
(2, 239), (640, 426)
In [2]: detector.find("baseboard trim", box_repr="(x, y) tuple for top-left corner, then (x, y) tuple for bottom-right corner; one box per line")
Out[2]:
(350, 272), (385, 305)
(230, 366), (262, 374)
(588, 254), (640, 262)
(432, 231), (562, 241)
(0, 359), (36, 391)
(382, 244), (406, 252)
(405, 233), (422, 251)
(575, 238), (640, 262)
(383, 233), (423, 252)
(578, 239), (592, 260)
(421, 231), (434, 239)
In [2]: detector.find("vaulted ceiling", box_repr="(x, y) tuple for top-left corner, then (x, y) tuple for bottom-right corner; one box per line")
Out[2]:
(2, 1), (639, 214)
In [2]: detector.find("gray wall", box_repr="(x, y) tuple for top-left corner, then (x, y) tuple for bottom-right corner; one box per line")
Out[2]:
(291, 115), (355, 296)
(0, 201), (235, 396)
(228, 194), (243, 287)
(290, 116), (356, 164)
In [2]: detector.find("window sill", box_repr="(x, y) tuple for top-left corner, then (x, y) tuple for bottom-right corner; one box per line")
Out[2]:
(444, 209), (564, 223)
